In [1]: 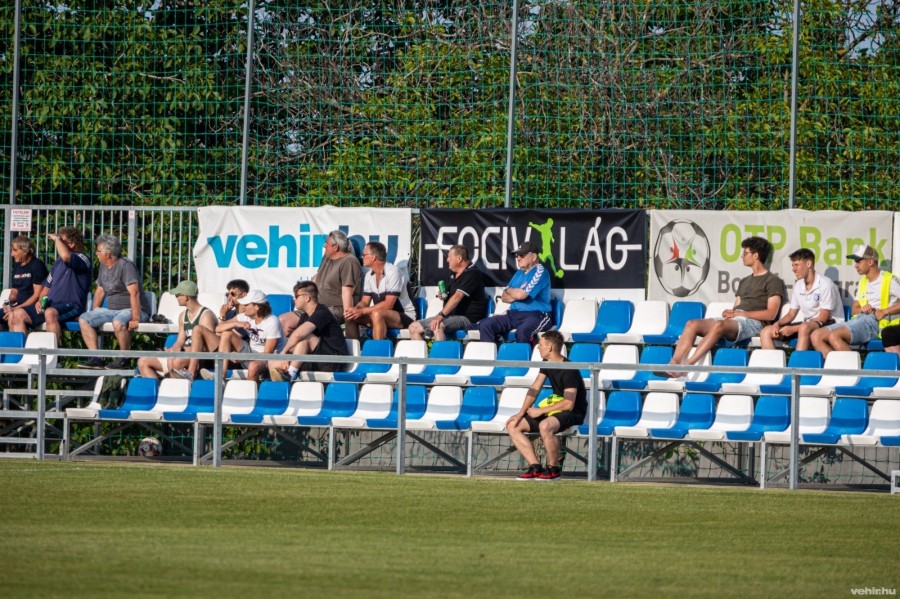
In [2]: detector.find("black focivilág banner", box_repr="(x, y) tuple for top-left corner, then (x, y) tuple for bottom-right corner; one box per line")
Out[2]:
(420, 209), (646, 289)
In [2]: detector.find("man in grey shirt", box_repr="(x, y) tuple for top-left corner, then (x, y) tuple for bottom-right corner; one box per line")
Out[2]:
(78, 234), (151, 370)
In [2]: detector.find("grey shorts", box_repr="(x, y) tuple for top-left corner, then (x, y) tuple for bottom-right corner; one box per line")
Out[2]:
(827, 314), (880, 345)
(413, 315), (471, 338)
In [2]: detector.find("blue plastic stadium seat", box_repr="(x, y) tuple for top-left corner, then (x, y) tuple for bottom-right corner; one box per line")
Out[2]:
(99, 377), (159, 420)
(469, 342), (531, 385)
(267, 293), (294, 317)
(570, 300), (634, 343)
(684, 348), (749, 392)
(833, 351), (899, 397)
(649, 393), (716, 439)
(437, 387), (498, 431)
(298, 382), (359, 426)
(164, 379), (215, 422)
(407, 340), (462, 383)
(802, 397), (869, 445)
(610, 345), (674, 391)
(0, 331), (26, 364)
(230, 381), (291, 424)
(642, 301), (705, 345)
(725, 395), (791, 441)
(332, 339), (393, 382)
(757, 350), (823, 395)
(568, 342), (602, 381)
(365, 385), (429, 429)
(578, 391), (641, 436)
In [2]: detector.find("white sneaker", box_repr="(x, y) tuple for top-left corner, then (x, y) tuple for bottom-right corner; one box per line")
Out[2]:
(170, 368), (194, 382)
(199, 368), (215, 381)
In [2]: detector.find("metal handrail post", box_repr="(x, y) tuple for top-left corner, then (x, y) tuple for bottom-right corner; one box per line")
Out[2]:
(587, 365), (599, 482)
(36, 353), (47, 460)
(396, 362), (407, 475)
(503, 0), (521, 208)
(212, 357), (224, 467)
(789, 372), (800, 490)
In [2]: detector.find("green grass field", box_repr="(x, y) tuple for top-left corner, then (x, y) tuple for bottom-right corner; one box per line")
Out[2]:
(1, 460), (897, 598)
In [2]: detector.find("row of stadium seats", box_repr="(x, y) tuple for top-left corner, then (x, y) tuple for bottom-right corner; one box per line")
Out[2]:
(64, 376), (900, 448)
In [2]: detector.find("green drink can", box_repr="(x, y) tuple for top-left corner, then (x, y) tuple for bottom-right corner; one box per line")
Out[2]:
(40, 296), (50, 310)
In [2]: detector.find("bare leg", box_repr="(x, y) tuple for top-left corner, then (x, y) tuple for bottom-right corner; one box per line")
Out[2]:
(506, 419), (540, 466)
(539, 418), (562, 467)
(112, 321), (132, 351)
(79, 319), (100, 350)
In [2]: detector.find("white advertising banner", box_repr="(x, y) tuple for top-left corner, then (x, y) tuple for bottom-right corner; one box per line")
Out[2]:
(193, 206), (412, 295)
(648, 210), (895, 306)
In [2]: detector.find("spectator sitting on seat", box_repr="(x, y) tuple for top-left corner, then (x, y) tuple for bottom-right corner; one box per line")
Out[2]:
(78, 234), (151, 370)
(474, 240), (552, 344)
(7, 228), (92, 345)
(759, 248), (842, 351)
(344, 241), (416, 340)
(219, 279), (249, 322)
(269, 281), (349, 381)
(137, 281), (219, 382)
(659, 236), (785, 377)
(811, 244), (900, 358)
(1, 236), (48, 331)
(409, 244), (486, 341)
(202, 289), (285, 382)
(281, 230), (361, 338)
(506, 330), (586, 481)
(880, 324), (900, 356)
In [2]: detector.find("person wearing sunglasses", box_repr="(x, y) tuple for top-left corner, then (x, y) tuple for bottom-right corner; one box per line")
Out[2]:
(219, 279), (249, 322)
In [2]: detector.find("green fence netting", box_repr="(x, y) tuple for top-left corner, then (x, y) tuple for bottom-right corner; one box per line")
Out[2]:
(1, 0), (898, 209)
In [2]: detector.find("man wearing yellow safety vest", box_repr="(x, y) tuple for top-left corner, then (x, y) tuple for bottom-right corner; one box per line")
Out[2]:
(811, 244), (900, 357)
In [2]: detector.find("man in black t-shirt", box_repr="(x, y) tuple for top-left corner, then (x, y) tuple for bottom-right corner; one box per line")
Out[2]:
(409, 245), (487, 340)
(506, 330), (586, 481)
(269, 281), (349, 381)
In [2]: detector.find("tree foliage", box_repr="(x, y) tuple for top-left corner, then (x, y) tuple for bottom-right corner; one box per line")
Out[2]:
(1, 0), (898, 209)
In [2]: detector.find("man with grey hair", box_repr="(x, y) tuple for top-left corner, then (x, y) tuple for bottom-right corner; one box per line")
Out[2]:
(78, 234), (151, 370)
(280, 229), (361, 338)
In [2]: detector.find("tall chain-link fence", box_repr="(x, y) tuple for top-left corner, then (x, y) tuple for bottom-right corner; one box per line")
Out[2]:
(1, 0), (898, 212)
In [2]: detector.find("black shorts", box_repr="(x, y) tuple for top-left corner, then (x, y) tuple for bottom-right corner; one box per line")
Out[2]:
(298, 341), (348, 372)
(523, 410), (584, 433)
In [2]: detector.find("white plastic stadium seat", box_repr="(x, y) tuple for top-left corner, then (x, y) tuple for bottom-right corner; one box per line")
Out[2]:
(800, 351), (860, 396)
(130, 378), (191, 421)
(266, 382), (325, 426)
(841, 399), (900, 446)
(504, 344), (567, 387)
(135, 292), (182, 334)
(65, 376), (106, 419)
(555, 299), (597, 342)
(196, 380), (257, 423)
(763, 396), (831, 443)
(296, 338), (360, 382)
(687, 394), (754, 441)
(406, 386), (464, 431)
(470, 387), (530, 433)
(606, 301), (669, 344)
(330, 384), (394, 429)
(614, 392), (679, 438)
(0, 332), (58, 374)
(364, 340), (427, 383)
(433, 342), (497, 385)
(597, 344), (639, 389)
(719, 349), (786, 394)
(647, 348), (711, 391)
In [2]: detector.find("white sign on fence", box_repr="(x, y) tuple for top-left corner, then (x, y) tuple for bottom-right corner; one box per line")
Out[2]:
(648, 209), (895, 306)
(10, 208), (32, 232)
(193, 206), (412, 295)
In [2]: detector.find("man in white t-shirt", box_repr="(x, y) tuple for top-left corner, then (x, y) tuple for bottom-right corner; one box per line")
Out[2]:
(760, 248), (843, 351)
(811, 244), (900, 357)
(343, 241), (416, 340)
(202, 289), (285, 382)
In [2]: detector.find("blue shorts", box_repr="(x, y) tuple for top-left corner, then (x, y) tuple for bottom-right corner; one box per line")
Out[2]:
(828, 314), (880, 345)
(80, 307), (149, 329)
(731, 316), (764, 343)
(19, 303), (83, 328)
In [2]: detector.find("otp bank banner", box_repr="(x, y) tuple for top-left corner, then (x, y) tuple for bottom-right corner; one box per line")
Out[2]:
(193, 206), (412, 295)
(648, 209), (895, 306)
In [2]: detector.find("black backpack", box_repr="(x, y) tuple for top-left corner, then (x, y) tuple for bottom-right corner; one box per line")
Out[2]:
(97, 375), (127, 409)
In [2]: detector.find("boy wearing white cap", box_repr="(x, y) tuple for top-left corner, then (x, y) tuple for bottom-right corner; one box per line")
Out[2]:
(811, 244), (900, 357)
(204, 289), (285, 382)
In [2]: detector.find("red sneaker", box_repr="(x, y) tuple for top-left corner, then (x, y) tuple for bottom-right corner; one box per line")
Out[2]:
(517, 464), (545, 480)
(538, 466), (561, 480)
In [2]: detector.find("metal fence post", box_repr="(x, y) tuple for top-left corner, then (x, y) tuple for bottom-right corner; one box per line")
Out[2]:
(239, 0), (256, 206)
(212, 357), (224, 467)
(503, 0), (521, 209)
